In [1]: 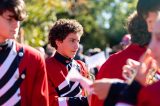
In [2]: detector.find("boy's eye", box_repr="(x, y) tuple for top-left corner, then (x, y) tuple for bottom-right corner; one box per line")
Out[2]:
(156, 36), (160, 41)
(70, 39), (80, 43)
(154, 32), (160, 41)
(2, 16), (14, 22)
(71, 39), (75, 42)
(7, 18), (12, 21)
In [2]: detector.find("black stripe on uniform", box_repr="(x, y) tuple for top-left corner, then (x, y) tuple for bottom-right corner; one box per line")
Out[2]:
(0, 47), (24, 89)
(56, 81), (81, 97)
(56, 81), (75, 96)
(14, 100), (21, 106)
(0, 70), (26, 105)
(64, 84), (81, 97)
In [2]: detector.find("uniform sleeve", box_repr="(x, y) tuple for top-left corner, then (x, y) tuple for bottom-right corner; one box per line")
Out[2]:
(67, 96), (88, 106)
(115, 80), (142, 106)
(48, 78), (59, 106)
(48, 78), (88, 106)
(104, 82), (127, 106)
(31, 53), (49, 106)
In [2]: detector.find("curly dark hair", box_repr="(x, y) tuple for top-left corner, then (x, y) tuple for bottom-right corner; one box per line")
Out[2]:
(0, 0), (27, 21)
(127, 12), (151, 46)
(137, 0), (160, 19)
(48, 19), (83, 49)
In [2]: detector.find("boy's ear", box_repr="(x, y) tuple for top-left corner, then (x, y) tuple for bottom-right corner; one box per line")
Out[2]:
(55, 40), (62, 47)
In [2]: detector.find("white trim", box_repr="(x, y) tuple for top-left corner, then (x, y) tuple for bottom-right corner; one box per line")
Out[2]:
(58, 78), (70, 90)
(116, 102), (134, 106)
(75, 89), (82, 97)
(0, 68), (19, 96)
(0, 41), (17, 79)
(58, 97), (67, 106)
(2, 89), (21, 106)
(60, 81), (80, 97)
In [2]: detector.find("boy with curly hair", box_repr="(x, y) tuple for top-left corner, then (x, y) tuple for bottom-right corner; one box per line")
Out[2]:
(46, 19), (89, 106)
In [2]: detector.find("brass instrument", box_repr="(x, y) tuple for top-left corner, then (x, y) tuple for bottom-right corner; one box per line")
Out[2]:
(123, 49), (160, 85)
(142, 49), (159, 85)
(146, 66), (160, 85)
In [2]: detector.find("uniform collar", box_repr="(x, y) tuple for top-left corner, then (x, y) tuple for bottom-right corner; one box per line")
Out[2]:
(0, 40), (12, 52)
(54, 52), (73, 65)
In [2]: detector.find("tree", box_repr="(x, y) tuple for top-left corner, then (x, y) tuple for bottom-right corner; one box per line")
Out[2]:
(23, 0), (137, 52)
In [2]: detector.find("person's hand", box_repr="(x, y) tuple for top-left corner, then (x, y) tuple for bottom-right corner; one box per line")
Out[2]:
(122, 55), (150, 86)
(123, 59), (140, 84)
(123, 49), (158, 86)
(91, 78), (123, 100)
(67, 68), (94, 95)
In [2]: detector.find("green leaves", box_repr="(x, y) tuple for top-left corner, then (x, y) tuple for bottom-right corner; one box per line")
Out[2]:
(23, 0), (137, 51)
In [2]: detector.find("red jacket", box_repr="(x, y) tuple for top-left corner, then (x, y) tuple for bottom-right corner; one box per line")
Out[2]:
(18, 42), (49, 106)
(46, 52), (89, 106)
(0, 40), (49, 106)
(138, 80), (160, 106)
(91, 44), (146, 106)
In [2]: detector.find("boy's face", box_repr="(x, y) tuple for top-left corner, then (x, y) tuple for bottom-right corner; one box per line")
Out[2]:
(146, 12), (159, 32)
(56, 32), (81, 59)
(0, 10), (20, 42)
(149, 20), (160, 66)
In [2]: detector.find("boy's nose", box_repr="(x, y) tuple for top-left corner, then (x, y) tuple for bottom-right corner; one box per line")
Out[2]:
(12, 19), (20, 28)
